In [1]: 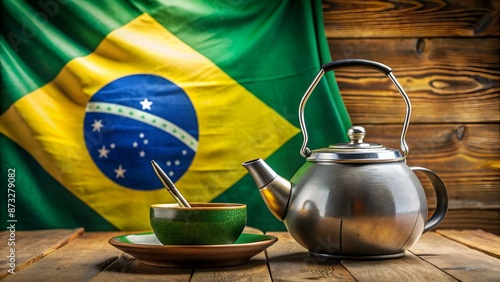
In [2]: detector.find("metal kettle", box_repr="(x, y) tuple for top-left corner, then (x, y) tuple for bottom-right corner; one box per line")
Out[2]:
(243, 59), (448, 259)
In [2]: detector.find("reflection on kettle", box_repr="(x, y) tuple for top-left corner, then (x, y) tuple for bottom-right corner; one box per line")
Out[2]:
(243, 59), (448, 259)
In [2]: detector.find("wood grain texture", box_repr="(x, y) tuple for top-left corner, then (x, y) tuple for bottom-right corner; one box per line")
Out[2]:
(322, 0), (500, 38)
(3, 231), (123, 281)
(433, 210), (500, 235)
(266, 232), (355, 281)
(190, 257), (271, 282)
(409, 232), (500, 281)
(2, 230), (499, 280)
(329, 38), (499, 124)
(329, 38), (500, 69)
(0, 228), (83, 279)
(436, 229), (500, 258)
(93, 253), (192, 282)
(323, 0), (500, 234)
(341, 252), (457, 281)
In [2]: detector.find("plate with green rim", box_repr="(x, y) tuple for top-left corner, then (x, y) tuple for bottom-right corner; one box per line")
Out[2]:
(108, 230), (277, 268)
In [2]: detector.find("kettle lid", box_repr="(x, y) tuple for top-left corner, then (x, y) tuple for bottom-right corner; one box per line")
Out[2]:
(307, 126), (404, 163)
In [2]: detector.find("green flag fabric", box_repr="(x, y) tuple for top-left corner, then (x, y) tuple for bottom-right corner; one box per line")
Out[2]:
(1, 0), (351, 231)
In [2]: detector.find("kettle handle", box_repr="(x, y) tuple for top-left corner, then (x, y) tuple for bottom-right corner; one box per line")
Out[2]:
(410, 166), (448, 233)
(299, 59), (411, 159)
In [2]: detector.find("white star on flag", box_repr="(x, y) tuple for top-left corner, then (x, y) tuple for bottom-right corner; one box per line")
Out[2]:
(98, 145), (110, 158)
(91, 119), (104, 132)
(114, 165), (126, 178)
(140, 98), (153, 110)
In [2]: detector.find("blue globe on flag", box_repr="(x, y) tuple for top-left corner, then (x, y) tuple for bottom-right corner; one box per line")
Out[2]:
(83, 74), (199, 190)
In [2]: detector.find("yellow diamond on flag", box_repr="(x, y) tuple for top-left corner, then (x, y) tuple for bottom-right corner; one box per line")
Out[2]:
(0, 13), (299, 230)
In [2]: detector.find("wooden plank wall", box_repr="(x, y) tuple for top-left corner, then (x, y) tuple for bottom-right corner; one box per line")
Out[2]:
(322, 0), (500, 234)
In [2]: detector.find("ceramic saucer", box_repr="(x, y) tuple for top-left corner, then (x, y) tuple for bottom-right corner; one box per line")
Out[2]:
(108, 231), (277, 268)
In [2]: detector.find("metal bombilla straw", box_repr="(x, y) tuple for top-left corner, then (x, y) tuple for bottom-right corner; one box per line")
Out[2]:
(151, 160), (191, 208)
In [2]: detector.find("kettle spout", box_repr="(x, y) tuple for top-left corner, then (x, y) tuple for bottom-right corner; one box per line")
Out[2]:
(242, 158), (291, 221)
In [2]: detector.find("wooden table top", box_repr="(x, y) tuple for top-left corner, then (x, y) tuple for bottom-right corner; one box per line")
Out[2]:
(1, 228), (499, 281)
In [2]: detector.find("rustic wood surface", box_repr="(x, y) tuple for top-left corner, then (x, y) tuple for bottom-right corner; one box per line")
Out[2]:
(93, 253), (192, 282)
(431, 209), (500, 236)
(2, 231), (123, 281)
(266, 232), (355, 281)
(410, 232), (500, 281)
(436, 229), (500, 258)
(340, 252), (457, 281)
(322, 0), (500, 234)
(322, 0), (499, 37)
(2, 229), (499, 281)
(0, 228), (83, 279)
(329, 38), (500, 124)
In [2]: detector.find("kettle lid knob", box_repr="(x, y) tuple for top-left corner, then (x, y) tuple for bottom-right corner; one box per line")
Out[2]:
(347, 126), (366, 144)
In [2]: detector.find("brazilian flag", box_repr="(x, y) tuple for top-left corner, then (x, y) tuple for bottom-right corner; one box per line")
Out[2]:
(1, 0), (351, 231)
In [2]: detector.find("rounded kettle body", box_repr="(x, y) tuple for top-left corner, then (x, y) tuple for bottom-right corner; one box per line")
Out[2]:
(242, 59), (448, 260)
(284, 161), (428, 259)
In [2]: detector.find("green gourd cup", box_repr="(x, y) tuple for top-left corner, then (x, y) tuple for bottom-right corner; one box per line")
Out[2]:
(150, 203), (247, 245)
